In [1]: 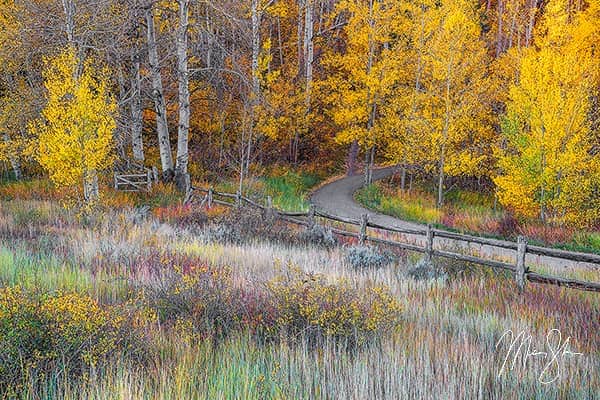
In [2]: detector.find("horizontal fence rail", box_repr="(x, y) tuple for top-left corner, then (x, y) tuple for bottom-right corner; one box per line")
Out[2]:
(114, 165), (157, 192)
(186, 187), (600, 293)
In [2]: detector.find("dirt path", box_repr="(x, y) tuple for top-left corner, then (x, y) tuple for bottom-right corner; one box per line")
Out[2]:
(311, 168), (599, 276)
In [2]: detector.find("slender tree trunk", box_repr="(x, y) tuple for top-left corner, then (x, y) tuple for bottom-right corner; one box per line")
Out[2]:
(218, 113), (225, 167)
(83, 169), (99, 203)
(437, 148), (445, 208)
(525, 0), (537, 47)
(540, 129), (547, 224)
(496, 0), (505, 56)
(362, 0), (376, 188)
(301, 0), (314, 163)
(251, 0), (261, 101)
(438, 62), (453, 208)
(2, 133), (22, 180)
(146, 4), (174, 179)
(175, 0), (191, 192)
(293, 130), (300, 165)
(61, 0), (75, 45)
(131, 54), (144, 161)
(304, 4), (314, 73)
(116, 63), (127, 159)
(277, 17), (284, 66)
(297, 0), (305, 73)
(245, 0), (261, 183)
(400, 166), (406, 191)
(364, 146), (375, 187)
(346, 140), (359, 176)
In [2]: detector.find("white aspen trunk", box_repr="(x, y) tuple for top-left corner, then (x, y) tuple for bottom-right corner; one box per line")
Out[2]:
(525, 0), (538, 47)
(438, 64), (452, 209)
(146, 4), (174, 179)
(363, 0), (376, 188)
(175, 0), (191, 191)
(83, 169), (99, 203)
(116, 63), (127, 159)
(131, 54), (144, 161)
(277, 17), (284, 66)
(245, 0), (261, 181)
(304, 0), (314, 106)
(2, 133), (22, 180)
(298, 0), (314, 164)
(364, 146), (375, 187)
(437, 145), (446, 208)
(251, 0), (261, 101)
(496, 0), (505, 56)
(61, 0), (75, 45)
(297, 0), (305, 73)
(238, 110), (249, 198)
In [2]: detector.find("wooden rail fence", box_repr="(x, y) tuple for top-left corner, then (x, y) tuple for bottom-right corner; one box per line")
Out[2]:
(187, 187), (600, 293)
(114, 161), (158, 192)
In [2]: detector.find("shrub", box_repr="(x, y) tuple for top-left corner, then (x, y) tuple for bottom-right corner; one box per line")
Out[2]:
(407, 258), (448, 281)
(144, 265), (251, 340)
(300, 223), (337, 248)
(144, 265), (402, 347)
(345, 245), (394, 270)
(267, 267), (402, 346)
(155, 204), (208, 228)
(0, 287), (146, 394)
(202, 222), (243, 245)
(124, 205), (152, 225)
(208, 207), (300, 245)
(0, 179), (62, 202)
(354, 184), (382, 209)
(497, 212), (519, 238)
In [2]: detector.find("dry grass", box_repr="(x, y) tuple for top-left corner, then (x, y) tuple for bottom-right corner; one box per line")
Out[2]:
(0, 199), (597, 399)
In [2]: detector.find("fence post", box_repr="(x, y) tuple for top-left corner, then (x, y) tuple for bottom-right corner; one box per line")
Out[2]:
(208, 188), (213, 209)
(425, 224), (434, 262)
(359, 214), (368, 246)
(113, 172), (118, 190)
(266, 196), (274, 219)
(152, 166), (159, 183)
(308, 204), (316, 228)
(516, 236), (528, 293)
(236, 191), (242, 207)
(147, 169), (152, 192)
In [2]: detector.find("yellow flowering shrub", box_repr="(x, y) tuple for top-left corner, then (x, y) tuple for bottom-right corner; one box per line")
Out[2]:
(0, 287), (146, 393)
(145, 264), (402, 347)
(267, 267), (403, 346)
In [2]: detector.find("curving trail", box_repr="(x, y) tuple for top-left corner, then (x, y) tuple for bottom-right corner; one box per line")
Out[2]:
(311, 167), (421, 232)
(311, 168), (599, 275)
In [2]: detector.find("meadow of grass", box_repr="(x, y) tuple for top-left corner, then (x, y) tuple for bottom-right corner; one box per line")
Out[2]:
(0, 196), (598, 399)
(356, 181), (600, 254)
(205, 169), (321, 212)
(261, 170), (321, 212)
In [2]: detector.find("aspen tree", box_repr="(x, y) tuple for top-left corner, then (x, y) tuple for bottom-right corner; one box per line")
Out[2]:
(33, 49), (116, 203)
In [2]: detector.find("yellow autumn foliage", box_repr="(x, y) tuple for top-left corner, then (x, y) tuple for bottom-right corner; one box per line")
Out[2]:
(494, 1), (600, 226)
(31, 48), (116, 202)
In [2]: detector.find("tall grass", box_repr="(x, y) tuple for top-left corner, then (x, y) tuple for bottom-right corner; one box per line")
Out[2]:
(0, 199), (597, 399)
(261, 170), (321, 212)
(356, 184), (443, 223)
